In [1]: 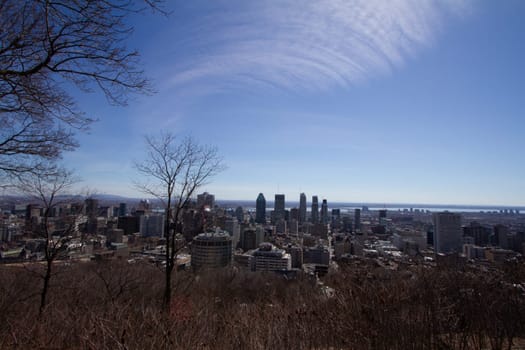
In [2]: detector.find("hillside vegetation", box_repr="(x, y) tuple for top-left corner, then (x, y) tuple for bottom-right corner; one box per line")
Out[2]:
(1, 259), (524, 349)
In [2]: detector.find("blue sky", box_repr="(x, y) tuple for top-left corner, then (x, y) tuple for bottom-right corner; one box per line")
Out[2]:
(63, 0), (525, 206)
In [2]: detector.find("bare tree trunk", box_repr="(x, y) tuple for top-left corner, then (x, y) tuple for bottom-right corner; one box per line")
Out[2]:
(39, 212), (53, 317)
(164, 264), (173, 308)
(15, 168), (79, 318)
(163, 197), (172, 308)
(39, 258), (52, 317)
(164, 244), (170, 307)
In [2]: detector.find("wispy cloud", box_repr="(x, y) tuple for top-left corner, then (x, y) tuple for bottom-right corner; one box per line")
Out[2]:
(166, 0), (471, 94)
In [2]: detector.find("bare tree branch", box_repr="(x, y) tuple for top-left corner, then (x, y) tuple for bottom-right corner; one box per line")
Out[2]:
(0, 0), (159, 180)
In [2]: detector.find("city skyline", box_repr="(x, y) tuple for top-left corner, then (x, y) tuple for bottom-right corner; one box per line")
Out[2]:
(52, 1), (525, 206)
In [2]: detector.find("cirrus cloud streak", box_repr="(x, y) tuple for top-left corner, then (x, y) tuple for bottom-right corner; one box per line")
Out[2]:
(167, 0), (471, 94)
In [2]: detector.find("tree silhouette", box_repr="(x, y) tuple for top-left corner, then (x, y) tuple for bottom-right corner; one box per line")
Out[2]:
(15, 167), (82, 315)
(135, 133), (224, 308)
(0, 0), (157, 179)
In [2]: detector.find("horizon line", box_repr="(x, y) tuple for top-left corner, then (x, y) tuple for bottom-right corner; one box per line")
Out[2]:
(3, 194), (523, 209)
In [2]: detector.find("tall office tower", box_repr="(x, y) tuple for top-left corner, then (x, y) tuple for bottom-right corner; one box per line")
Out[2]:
(118, 203), (127, 217)
(274, 194), (285, 221)
(98, 206), (112, 219)
(139, 215), (165, 237)
(117, 216), (140, 235)
(464, 222), (490, 246)
(354, 208), (361, 232)
(342, 216), (353, 232)
(138, 199), (151, 212)
(331, 209), (341, 227)
(321, 199), (329, 224)
(493, 224), (510, 249)
(311, 196), (319, 223)
(378, 209), (388, 227)
(240, 227), (264, 251)
(433, 212), (462, 254)
(235, 206), (244, 222)
(255, 193), (266, 224)
(224, 219), (240, 249)
(25, 204), (41, 220)
(289, 208), (299, 221)
(197, 192), (215, 209)
(25, 204), (42, 233)
(299, 193), (307, 223)
(85, 198), (99, 219)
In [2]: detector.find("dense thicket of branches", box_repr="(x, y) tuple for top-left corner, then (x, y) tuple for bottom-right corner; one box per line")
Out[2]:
(0, 0), (155, 177)
(1, 260), (524, 349)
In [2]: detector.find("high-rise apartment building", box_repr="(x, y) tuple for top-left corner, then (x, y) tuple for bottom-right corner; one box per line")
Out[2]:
(433, 212), (462, 254)
(255, 193), (266, 224)
(299, 193), (307, 223)
(311, 196), (319, 224)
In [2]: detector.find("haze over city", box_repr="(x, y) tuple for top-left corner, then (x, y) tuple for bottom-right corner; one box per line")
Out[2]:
(60, 0), (525, 206)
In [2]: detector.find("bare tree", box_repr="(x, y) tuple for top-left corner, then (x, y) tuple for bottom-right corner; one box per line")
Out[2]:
(0, 0), (159, 179)
(135, 133), (224, 308)
(15, 167), (82, 316)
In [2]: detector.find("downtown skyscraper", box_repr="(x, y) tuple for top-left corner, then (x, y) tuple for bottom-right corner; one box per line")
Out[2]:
(321, 199), (328, 224)
(274, 194), (286, 221)
(354, 208), (361, 232)
(299, 193), (307, 223)
(255, 193), (266, 224)
(311, 196), (319, 224)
